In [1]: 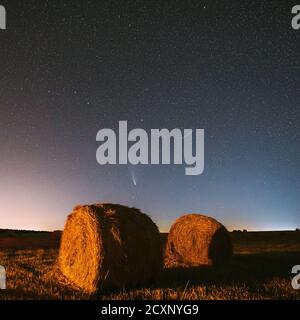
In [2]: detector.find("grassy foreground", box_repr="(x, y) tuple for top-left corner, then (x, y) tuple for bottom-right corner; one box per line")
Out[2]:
(0, 231), (299, 300)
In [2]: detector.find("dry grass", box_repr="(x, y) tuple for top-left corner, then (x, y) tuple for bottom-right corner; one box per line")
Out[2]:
(58, 204), (163, 294)
(165, 214), (232, 267)
(0, 231), (299, 300)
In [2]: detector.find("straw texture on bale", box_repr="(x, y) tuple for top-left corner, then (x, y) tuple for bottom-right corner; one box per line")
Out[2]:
(165, 214), (232, 267)
(58, 203), (163, 294)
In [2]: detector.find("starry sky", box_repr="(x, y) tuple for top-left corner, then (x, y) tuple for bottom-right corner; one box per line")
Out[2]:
(0, 1), (299, 231)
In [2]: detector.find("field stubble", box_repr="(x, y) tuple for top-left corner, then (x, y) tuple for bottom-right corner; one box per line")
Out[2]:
(0, 231), (299, 300)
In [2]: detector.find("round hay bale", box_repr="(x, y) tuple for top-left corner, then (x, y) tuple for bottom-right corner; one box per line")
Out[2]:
(165, 214), (232, 267)
(58, 203), (163, 294)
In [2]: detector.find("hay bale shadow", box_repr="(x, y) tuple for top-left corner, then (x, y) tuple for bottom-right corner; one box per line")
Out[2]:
(158, 251), (300, 289)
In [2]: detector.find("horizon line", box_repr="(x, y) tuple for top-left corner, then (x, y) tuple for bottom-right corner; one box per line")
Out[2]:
(0, 226), (299, 233)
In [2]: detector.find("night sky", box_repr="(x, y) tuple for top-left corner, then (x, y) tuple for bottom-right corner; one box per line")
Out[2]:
(0, 1), (299, 231)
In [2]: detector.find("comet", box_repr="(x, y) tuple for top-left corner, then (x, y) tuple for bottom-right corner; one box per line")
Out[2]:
(129, 166), (137, 186)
